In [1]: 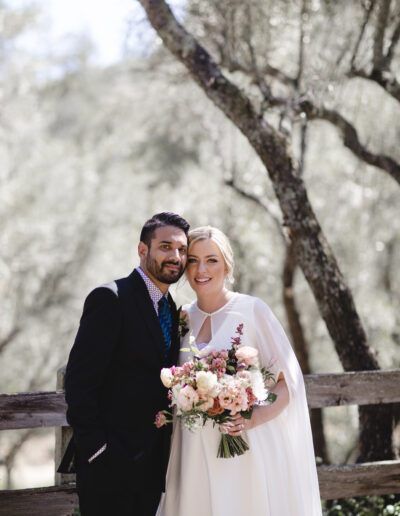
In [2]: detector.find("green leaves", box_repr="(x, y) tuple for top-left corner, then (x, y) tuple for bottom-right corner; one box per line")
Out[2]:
(322, 495), (400, 516)
(240, 407), (253, 420)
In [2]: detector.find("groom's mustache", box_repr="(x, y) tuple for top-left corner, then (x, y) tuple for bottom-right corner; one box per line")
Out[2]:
(162, 260), (183, 269)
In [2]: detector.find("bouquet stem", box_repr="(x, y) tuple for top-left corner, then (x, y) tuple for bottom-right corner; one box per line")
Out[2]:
(217, 433), (250, 458)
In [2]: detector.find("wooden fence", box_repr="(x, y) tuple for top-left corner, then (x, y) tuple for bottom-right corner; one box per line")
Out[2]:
(0, 368), (400, 515)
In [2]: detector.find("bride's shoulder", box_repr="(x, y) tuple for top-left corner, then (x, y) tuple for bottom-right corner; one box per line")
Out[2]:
(234, 293), (273, 314)
(181, 299), (197, 314)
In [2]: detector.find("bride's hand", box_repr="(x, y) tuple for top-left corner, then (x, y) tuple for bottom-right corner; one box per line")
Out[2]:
(222, 413), (253, 436)
(224, 376), (290, 435)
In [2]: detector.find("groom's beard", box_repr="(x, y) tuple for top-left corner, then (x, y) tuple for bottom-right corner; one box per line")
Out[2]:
(146, 255), (185, 284)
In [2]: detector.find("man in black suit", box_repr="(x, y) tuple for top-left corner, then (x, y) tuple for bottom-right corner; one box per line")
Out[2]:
(62, 212), (189, 515)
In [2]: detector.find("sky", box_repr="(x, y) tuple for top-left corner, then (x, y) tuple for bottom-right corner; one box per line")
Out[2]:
(13, 0), (152, 65)
(13, 0), (186, 66)
(42, 0), (138, 63)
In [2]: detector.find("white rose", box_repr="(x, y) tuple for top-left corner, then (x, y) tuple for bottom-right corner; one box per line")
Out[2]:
(160, 368), (173, 388)
(196, 371), (219, 396)
(250, 370), (268, 401)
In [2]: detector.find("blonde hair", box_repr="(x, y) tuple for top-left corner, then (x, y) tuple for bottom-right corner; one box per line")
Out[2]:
(188, 226), (234, 284)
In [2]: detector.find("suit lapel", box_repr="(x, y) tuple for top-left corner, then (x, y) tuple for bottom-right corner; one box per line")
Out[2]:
(168, 294), (180, 366)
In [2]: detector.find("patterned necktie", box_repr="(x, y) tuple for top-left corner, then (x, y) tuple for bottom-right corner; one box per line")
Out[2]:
(158, 296), (172, 358)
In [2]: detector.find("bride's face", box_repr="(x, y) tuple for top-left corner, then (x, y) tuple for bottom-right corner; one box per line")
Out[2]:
(186, 239), (227, 297)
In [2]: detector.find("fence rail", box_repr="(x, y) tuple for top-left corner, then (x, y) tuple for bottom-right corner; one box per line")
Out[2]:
(1, 368), (400, 514)
(2, 369), (400, 431)
(1, 459), (400, 514)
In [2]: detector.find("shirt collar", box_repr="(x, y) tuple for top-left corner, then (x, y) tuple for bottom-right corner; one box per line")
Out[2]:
(137, 267), (168, 306)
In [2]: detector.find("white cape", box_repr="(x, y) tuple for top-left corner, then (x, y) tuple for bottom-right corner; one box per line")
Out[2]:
(158, 293), (322, 516)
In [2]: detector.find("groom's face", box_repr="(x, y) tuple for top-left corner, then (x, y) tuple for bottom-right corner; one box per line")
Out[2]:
(139, 225), (188, 291)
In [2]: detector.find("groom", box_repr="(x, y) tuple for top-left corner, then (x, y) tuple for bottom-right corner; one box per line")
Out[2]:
(62, 212), (189, 515)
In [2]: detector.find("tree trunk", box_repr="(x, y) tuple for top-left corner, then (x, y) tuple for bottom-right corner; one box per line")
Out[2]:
(282, 242), (309, 373)
(359, 405), (395, 461)
(283, 240), (329, 463)
(138, 0), (394, 461)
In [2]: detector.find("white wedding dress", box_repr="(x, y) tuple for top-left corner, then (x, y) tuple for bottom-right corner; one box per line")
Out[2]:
(157, 293), (322, 516)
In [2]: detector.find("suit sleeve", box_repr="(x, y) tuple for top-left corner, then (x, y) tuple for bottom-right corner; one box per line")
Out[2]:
(65, 287), (122, 461)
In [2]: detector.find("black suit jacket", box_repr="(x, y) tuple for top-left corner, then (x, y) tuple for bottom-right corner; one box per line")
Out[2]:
(61, 269), (180, 492)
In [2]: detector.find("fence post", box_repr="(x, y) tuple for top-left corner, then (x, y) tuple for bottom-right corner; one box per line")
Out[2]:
(55, 366), (75, 486)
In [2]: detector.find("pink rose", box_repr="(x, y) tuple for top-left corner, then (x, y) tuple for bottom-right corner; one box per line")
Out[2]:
(155, 411), (167, 428)
(211, 358), (225, 369)
(181, 361), (194, 374)
(235, 346), (259, 367)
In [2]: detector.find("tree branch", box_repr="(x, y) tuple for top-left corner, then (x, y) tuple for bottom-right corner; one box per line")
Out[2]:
(300, 100), (400, 186)
(224, 174), (285, 241)
(224, 58), (297, 88)
(350, 0), (377, 70)
(373, 0), (392, 72)
(296, 0), (309, 90)
(0, 328), (20, 356)
(137, 0), (380, 375)
(386, 17), (400, 66)
(138, 0), (396, 462)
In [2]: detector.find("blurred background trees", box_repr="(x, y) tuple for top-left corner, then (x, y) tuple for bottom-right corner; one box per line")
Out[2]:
(0, 0), (399, 489)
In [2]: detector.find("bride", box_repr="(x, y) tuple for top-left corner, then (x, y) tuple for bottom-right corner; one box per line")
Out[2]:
(158, 226), (322, 516)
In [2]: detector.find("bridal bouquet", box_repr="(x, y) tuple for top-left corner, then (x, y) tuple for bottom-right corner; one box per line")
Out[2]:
(155, 323), (277, 458)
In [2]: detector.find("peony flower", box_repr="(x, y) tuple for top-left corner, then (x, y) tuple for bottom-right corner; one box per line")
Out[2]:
(160, 368), (174, 388)
(235, 346), (259, 367)
(196, 371), (219, 396)
(177, 385), (199, 411)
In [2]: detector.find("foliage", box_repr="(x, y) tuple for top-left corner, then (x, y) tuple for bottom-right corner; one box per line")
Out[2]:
(322, 495), (400, 516)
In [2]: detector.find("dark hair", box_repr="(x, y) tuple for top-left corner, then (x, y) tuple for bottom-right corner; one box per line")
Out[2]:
(140, 212), (190, 247)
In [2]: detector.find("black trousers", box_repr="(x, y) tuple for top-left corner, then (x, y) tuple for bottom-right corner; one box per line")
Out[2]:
(76, 450), (162, 516)
(77, 484), (161, 516)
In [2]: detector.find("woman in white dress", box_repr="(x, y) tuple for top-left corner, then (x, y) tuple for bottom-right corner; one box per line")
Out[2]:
(158, 226), (322, 516)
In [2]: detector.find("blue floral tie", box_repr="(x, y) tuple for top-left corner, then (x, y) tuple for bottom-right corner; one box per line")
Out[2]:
(158, 296), (172, 358)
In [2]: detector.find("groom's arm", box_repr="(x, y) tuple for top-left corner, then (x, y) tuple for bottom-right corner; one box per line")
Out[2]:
(65, 287), (122, 462)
